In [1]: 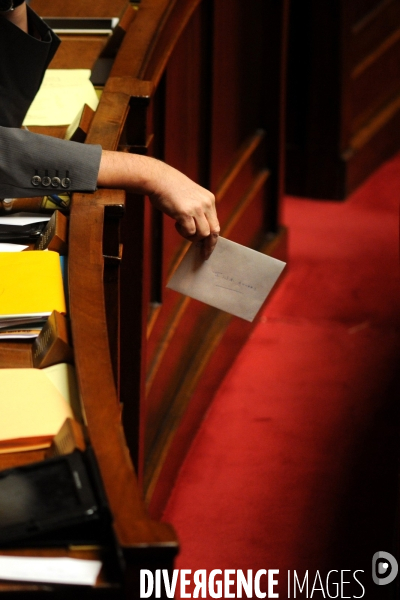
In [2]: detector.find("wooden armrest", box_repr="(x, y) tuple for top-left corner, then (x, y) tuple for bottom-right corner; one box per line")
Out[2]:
(109, 0), (201, 87)
(68, 189), (177, 553)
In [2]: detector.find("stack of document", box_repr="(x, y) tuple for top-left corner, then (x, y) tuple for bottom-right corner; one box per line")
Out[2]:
(0, 363), (78, 453)
(23, 70), (99, 127)
(0, 250), (66, 338)
(0, 212), (51, 247)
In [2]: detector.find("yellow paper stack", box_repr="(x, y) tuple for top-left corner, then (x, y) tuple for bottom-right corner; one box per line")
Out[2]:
(0, 364), (79, 453)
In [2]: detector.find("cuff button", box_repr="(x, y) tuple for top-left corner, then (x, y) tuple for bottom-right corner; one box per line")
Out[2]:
(51, 177), (61, 188)
(61, 177), (71, 189)
(31, 175), (41, 186)
(42, 176), (51, 187)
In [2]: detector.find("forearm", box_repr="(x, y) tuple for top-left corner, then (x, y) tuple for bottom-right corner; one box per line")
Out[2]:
(98, 150), (167, 196)
(98, 150), (220, 257)
(0, 128), (219, 256)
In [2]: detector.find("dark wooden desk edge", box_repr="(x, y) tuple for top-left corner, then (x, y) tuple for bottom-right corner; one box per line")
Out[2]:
(68, 189), (178, 553)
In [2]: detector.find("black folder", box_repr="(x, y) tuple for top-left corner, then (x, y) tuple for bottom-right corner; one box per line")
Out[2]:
(0, 449), (112, 547)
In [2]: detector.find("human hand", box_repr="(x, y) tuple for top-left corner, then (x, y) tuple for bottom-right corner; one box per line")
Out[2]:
(147, 162), (220, 259)
(98, 151), (220, 259)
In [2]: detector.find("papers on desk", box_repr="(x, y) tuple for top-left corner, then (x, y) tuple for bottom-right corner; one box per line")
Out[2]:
(43, 16), (119, 35)
(0, 364), (78, 453)
(0, 213), (51, 244)
(23, 70), (99, 127)
(0, 243), (28, 252)
(0, 556), (102, 586)
(0, 213), (51, 227)
(167, 237), (286, 322)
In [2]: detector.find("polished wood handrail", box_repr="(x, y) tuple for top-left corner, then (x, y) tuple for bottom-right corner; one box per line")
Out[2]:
(101, 0), (201, 94)
(78, 0), (289, 517)
(68, 188), (177, 549)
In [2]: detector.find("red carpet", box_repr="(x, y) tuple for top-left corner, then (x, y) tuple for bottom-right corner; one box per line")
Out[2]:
(163, 152), (400, 599)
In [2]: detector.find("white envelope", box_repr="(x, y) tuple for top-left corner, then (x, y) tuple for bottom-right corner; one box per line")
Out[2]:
(167, 237), (286, 322)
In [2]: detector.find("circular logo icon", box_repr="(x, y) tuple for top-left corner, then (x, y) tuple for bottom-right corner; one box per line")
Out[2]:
(372, 552), (398, 586)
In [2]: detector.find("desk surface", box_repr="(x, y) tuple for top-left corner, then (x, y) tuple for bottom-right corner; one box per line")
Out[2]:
(30, 0), (130, 18)
(30, 0), (133, 71)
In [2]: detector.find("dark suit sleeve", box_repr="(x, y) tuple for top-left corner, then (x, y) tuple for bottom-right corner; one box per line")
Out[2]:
(0, 7), (60, 128)
(0, 8), (102, 198)
(0, 126), (102, 198)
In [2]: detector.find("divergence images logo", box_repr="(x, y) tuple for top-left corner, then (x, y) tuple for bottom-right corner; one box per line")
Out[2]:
(372, 552), (398, 586)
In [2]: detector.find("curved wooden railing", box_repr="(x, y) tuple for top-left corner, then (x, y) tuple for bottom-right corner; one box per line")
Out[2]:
(68, 188), (178, 593)
(0, 0), (288, 595)
(85, 0), (289, 516)
(68, 189), (176, 547)
(0, 1), (180, 597)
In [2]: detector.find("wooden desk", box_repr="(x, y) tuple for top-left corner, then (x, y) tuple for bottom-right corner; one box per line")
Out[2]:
(31, 0), (137, 71)
(0, 2), (176, 597)
(0, 198), (178, 597)
(0, 0), (288, 594)
(31, 0), (128, 16)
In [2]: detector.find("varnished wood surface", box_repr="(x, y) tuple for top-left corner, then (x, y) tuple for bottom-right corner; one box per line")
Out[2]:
(0, 450), (45, 473)
(0, 343), (32, 369)
(110, 0), (194, 84)
(286, 0), (400, 198)
(30, 0), (130, 19)
(68, 189), (176, 545)
(0, 3), (288, 595)
(48, 37), (107, 71)
(30, 1), (138, 72)
(90, 0), (289, 512)
(0, 1), (178, 596)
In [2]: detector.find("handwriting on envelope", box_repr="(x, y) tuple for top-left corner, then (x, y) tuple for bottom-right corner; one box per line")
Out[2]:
(167, 237), (286, 322)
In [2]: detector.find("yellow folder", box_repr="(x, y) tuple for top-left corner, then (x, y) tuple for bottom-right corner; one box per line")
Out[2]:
(0, 251), (66, 320)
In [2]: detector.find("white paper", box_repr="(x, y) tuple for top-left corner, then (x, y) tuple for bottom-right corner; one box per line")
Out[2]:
(51, 17), (119, 35)
(0, 213), (51, 226)
(0, 556), (102, 586)
(167, 237), (286, 322)
(0, 244), (28, 252)
(0, 316), (48, 328)
(0, 331), (40, 339)
(23, 70), (99, 126)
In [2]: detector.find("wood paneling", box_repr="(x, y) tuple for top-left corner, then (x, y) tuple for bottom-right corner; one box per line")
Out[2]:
(47, 37), (107, 70)
(350, 28), (400, 132)
(115, 1), (288, 514)
(286, 0), (400, 199)
(92, 0), (288, 512)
